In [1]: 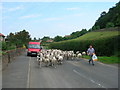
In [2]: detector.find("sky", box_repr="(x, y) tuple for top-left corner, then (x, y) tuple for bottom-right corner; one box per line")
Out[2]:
(1, 0), (119, 39)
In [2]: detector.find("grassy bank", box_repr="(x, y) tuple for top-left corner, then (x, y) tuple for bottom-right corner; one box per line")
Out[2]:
(83, 55), (120, 64)
(49, 30), (120, 56)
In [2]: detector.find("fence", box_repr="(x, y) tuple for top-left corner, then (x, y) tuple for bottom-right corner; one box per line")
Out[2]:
(2, 48), (25, 70)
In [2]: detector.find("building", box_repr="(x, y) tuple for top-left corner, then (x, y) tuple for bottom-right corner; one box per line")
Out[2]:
(0, 33), (5, 41)
(64, 35), (70, 37)
(46, 39), (53, 43)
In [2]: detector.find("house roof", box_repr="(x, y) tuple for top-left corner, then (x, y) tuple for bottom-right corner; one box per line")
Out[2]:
(64, 35), (70, 37)
(46, 39), (53, 42)
(0, 33), (5, 37)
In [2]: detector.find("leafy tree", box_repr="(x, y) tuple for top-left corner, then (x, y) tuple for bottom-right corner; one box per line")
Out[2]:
(38, 38), (41, 40)
(92, 26), (100, 30)
(1, 42), (7, 50)
(80, 29), (88, 35)
(53, 29), (88, 42)
(41, 36), (50, 42)
(100, 11), (106, 16)
(34, 37), (37, 41)
(6, 30), (31, 48)
(54, 36), (63, 42)
(93, 1), (120, 30)
(70, 29), (87, 38)
(106, 22), (115, 28)
(70, 31), (81, 39)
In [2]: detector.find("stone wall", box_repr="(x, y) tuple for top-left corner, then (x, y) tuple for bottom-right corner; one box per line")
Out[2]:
(2, 48), (25, 70)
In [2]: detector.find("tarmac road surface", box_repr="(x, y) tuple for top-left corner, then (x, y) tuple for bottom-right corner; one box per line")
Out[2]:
(2, 52), (118, 88)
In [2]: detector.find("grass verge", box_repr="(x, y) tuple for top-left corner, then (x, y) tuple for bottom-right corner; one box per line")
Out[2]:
(83, 55), (120, 64)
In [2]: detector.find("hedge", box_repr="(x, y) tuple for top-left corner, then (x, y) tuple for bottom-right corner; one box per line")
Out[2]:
(49, 35), (120, 57)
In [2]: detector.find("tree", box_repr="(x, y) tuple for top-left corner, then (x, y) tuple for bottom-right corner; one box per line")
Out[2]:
(100, 11), (106, 16)
(34, 37), (37, 41)
(41, 36), (50, 42)
(53, 29), (88, 42)
(6, 33), (15, 43)
(80, 29), (88, 35)
(92, 26), (100, 31)
(6, 30), (31, 48)
(71, 31), (81, 38)
(14, 30), (31, 46)
(106, 22), (114, 28)
(54, 36), (63, 42)
(38, 38), (41, 40)
(88, 28), (92, 32)
(93, 1), (120, 29)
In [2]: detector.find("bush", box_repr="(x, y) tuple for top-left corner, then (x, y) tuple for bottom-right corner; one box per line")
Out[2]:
(1, 42), (7, 50)
(0, 41), (16, 51)
(106, 22), (115, 28)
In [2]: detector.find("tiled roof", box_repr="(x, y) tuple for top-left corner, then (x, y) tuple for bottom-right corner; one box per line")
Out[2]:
(0, 33), (5, 36)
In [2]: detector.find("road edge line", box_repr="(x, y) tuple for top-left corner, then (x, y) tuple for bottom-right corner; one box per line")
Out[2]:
(27, 57), (31, 88)
(73, 69), (105, 88)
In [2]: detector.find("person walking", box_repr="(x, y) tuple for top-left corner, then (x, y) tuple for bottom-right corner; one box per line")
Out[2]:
(87, 45), (95, 66)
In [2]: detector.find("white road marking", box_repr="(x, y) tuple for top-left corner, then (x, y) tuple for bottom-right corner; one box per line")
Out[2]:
(27, 57), (31, 88)
(73, 69), (106, 88)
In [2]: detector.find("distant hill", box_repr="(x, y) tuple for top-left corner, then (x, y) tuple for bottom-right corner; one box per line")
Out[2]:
(91, 1), (120, 30)
(49, 29), (120, 56)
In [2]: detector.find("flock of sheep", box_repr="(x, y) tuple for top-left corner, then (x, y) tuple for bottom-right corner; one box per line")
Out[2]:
(37, 49), (86, 68)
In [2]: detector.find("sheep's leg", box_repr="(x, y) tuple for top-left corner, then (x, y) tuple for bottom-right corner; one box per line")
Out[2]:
(38, 60), (41, 68)
(40, 61), (42, 68)
(53, 61), (56, 68)
(51, 61), (53, 67)
(38, 60), (40, 65)
(59, 60), (62, 65)
(71, 57), (73, 60)
(60, 61), (63, 65)
(57, 60), (60, 65)
(45, 61), (48, 67)
(47, 61), (49, 67)
(60, 60), (63, 65)
(49, 60), (52, 66)
(67, 56), (68, 60)
(45, 62), (47, 67)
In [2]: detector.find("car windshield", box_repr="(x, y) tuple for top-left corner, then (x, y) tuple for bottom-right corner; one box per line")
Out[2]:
(28, 44), (40, 49)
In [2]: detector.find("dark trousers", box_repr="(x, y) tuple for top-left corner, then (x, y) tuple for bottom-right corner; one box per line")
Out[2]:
(89, 55), (94, 64)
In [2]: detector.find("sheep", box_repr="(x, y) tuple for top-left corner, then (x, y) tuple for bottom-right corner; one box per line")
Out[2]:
(57, 54), (64, 65)
(76, 51), (80, 55)
(37, 49), (63, 68)
(49, 53), (57, 68)
(77, 53), (82, 58)
(37, 49), (86, 68)
(37, 52), (44, 68)
(82, 51), (86, 58)
(65, 51), (75, 60)
(51, 56), (57, 68)
(43, 54), (50, 67)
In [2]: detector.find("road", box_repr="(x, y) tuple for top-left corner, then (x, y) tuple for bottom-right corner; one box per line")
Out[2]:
(2, 52), (118, 88)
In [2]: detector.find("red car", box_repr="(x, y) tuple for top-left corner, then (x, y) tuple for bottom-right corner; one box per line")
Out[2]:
(27, 42), (41, 56)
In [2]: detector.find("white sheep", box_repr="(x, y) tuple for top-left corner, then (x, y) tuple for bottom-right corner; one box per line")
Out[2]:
(82, 51), (86, 55)
(37, 49), (82, 68)
(77, 53), (82, 58)
(57, 55), (63, 65)
(82, 51), (86, 58)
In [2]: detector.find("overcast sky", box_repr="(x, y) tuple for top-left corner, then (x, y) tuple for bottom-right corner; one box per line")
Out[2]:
(1, 0), (118, 39)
